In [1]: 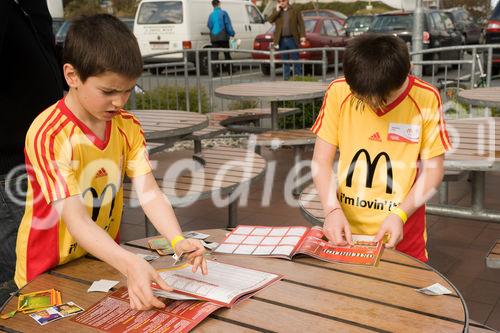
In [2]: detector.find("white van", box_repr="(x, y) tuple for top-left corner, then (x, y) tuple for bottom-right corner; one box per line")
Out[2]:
(134, 0), (270, 72)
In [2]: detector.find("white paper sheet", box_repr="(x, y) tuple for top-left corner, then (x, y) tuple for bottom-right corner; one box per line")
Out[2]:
(87, 279), (119, 293)
(157, 261), (280, 305)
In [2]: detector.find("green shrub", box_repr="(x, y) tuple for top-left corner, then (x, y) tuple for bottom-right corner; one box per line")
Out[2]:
(227, 100), (259, 110)
(131, 85), (209, 114)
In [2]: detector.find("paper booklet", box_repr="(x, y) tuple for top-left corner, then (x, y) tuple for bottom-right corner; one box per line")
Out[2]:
(214, 225), (384, 266)
(72, 287), (221, 333)
(152, 260), (283, 307)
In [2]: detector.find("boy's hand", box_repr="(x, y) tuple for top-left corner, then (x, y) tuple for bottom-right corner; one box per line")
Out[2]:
(323, 208), (353, 246)
(374, 214), (404, 248)
(125, 254), (173, 310)
(174, 239), (208, 275)
(276, 4), (281, 11)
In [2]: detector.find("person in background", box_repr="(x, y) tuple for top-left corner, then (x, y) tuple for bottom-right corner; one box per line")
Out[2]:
(207, 0), (235, 74)
(267, 0), (306, 80)
(311, 34), (451, 262)
(0, 0), (64, 306)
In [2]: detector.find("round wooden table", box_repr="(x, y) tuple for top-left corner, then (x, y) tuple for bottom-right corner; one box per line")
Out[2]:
(214, 81), (329, 130)
(458, 87), (500, 108)
(124, 147), (267, 229)
(0, 228), (469, 332)
(132, 110), (208, 146)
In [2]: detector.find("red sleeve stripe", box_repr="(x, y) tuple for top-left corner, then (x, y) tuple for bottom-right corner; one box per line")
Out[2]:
(119, 110), (142, 127)
(48, 118), (72, 198)
(412, 80), (452, 150)
(33, 109), (61, 202)
(39, 113), (68, 201)
(311, 79), (344, 133)
(118, 127), (131, 150)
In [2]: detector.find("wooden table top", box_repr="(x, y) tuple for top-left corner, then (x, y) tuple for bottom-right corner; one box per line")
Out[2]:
(458, 87), (500, 108)
(255, 129), (316, 147)
(0, 229), (471, 332)
(214, 81), (330, 102)
(445, 117), (500, 171)
(124, 147), (266, 207)
(131, 110), (208, 141)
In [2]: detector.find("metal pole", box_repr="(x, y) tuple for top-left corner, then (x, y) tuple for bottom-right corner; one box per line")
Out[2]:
(270, 47), (276, 81)
(412, 0), (424, 77)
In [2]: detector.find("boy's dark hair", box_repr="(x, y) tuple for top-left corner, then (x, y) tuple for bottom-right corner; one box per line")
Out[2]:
(63, 14), (143, 82)
(212, 0), (220, 7)
(343, 33), (410, 105)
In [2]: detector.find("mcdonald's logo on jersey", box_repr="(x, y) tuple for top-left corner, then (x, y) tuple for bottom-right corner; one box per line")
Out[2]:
(346, 149), (393, 194)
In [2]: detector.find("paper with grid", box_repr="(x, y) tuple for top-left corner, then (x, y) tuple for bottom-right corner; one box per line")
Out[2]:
(215, 226), (308, 257)
(215, 225), (384, 266)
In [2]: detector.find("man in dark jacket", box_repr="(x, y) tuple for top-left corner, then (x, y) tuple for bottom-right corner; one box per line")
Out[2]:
(207, 0), (235, 73)
(0, 0), (63, 303)
(267, 0), (306, 80)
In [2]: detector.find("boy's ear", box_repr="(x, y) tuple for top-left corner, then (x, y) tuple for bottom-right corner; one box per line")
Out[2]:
(63, 63), (81, 89)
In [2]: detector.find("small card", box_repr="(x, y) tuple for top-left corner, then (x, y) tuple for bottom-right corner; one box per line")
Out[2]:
(183, 231), (210, 240)
(201, 240), (219, 250)
(148, 237), (174, 255)
(87, 279), (119, 293)
(136, 252), (160, 262)
(416, 283), (452, 296)
(29, 302), (83, 325)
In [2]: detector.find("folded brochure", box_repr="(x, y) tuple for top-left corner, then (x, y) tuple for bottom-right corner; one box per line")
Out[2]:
(214, 225), (383, 266)
(72, 287), (221, 333)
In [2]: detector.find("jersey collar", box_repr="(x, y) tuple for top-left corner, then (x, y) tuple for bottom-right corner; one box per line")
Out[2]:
(58, 98), (112, 151)
(373, 75), (415, 117)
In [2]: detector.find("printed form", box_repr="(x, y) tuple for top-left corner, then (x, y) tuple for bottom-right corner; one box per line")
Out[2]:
(156, 260), (281, 306)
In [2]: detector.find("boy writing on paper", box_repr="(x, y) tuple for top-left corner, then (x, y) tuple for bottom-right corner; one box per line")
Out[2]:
(15, 14), (207, 309)
(311, 34), (451, 261)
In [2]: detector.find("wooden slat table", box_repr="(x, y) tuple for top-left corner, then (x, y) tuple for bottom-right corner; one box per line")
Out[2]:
(458, 87), (500, 108)
(427, 117), (500, 222)
(132, 110), (208, 146)
(214, 81), (329, 130)
(255, 129), (317, 195)
(124, 147), (266, 230)
(0, 229), (471, 332)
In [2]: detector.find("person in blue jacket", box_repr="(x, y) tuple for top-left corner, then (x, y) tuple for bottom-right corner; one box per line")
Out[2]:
(207, 0), (235, 73)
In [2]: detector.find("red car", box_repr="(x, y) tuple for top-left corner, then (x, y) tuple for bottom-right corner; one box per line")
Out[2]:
(253, 16), (349, 75)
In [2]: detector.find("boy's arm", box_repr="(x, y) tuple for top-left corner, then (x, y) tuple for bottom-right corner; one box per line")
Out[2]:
(312, 137), (353, 245)
(375, 154), (445, 247)
(54, 195), (173, 310)
(131, 172), (208, 273)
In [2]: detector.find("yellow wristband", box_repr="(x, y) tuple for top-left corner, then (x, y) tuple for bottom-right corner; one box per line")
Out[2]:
(171, 235), (185, 250)
(391, 207), (408, 224)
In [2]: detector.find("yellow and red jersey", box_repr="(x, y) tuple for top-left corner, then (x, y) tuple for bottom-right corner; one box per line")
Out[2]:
(15, 99), (151, 287)
(312, 76), (451, 261)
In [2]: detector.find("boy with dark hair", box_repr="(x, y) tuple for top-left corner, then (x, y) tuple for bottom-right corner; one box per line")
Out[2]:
(311, 34), (451, 262)
(15, 14), (207, 310)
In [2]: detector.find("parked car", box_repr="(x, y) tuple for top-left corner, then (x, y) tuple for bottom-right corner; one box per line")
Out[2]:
(252, 16), (349, 75)
(369, 10), (463, 75)
(484, 1), (500, 72)
(134, 0), (270, 74)
(442, 7), (482, 44)
(344, 14), (374, 37)
(301, 9), (347, 25)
